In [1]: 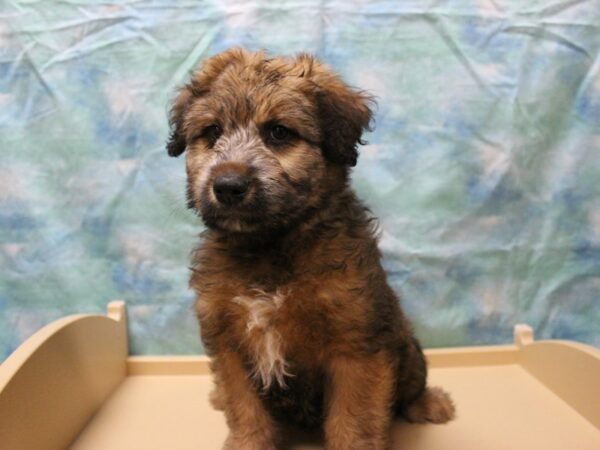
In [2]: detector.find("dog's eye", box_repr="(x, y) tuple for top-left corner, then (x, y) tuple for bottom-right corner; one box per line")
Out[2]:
(200, 124), (223, 146)
(268, 125), (293, 145)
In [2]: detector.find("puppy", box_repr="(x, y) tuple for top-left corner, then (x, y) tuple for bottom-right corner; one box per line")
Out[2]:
(167, 48), (455, 450)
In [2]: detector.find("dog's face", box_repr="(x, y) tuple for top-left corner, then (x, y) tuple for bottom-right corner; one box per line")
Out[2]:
(167, 49), (372, 234)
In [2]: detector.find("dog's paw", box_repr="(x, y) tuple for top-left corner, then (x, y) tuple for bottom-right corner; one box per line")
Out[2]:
(403, 386), (455, 424)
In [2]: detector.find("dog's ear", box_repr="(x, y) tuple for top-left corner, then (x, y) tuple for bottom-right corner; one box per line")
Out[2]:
(297, 54), (374, 167)
(167, 48), (251, 157)
(167, 85), (193, 157)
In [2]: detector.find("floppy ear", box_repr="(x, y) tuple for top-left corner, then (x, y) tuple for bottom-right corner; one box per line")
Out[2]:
(301, 56), (374, 167)
(166, 86), (193, 157)
(166, 48), (251, 157)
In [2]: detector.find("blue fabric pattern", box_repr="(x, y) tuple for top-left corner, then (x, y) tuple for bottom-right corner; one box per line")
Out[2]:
(1, 0), (599, 359)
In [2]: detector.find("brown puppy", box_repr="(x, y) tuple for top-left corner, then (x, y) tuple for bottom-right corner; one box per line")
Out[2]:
(167, 48), (455, 450)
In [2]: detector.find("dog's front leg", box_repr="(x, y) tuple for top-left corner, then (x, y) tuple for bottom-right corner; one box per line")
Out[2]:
(325, 352), (395, 450)
(216, 351), (277, 450)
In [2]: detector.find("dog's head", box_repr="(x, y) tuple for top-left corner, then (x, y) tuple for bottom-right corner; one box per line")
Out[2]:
(167, 48), (373, 234)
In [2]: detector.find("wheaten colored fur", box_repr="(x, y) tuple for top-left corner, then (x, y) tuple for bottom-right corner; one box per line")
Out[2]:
(167, 48), (455, 450)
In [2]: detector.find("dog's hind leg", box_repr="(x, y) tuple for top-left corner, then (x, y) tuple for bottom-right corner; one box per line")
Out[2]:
(402, 386), (455, 424)
(394, 337), (455, 424)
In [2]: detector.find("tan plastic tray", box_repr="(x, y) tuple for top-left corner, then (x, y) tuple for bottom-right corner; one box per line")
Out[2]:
(1, 301), (599, 450)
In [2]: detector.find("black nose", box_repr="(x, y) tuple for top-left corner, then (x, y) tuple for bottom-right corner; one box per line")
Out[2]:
(213, 173), (250, 205)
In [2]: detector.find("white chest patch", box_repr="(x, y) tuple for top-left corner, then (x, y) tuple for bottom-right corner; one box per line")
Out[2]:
(233, 289), (291, 389)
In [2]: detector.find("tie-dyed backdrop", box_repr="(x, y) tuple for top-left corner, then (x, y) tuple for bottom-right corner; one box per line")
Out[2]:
(1, 0), (599, 360)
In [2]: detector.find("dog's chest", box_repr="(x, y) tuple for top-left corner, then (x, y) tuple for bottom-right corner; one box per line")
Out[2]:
(194, 245), (372, 389)
(232, 288), (294, 389)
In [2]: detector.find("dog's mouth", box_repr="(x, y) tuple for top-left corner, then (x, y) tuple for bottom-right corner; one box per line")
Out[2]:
(196, 182), (267, 234)
(202, 206), (263, 233)
(191, 168), (312, 235)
